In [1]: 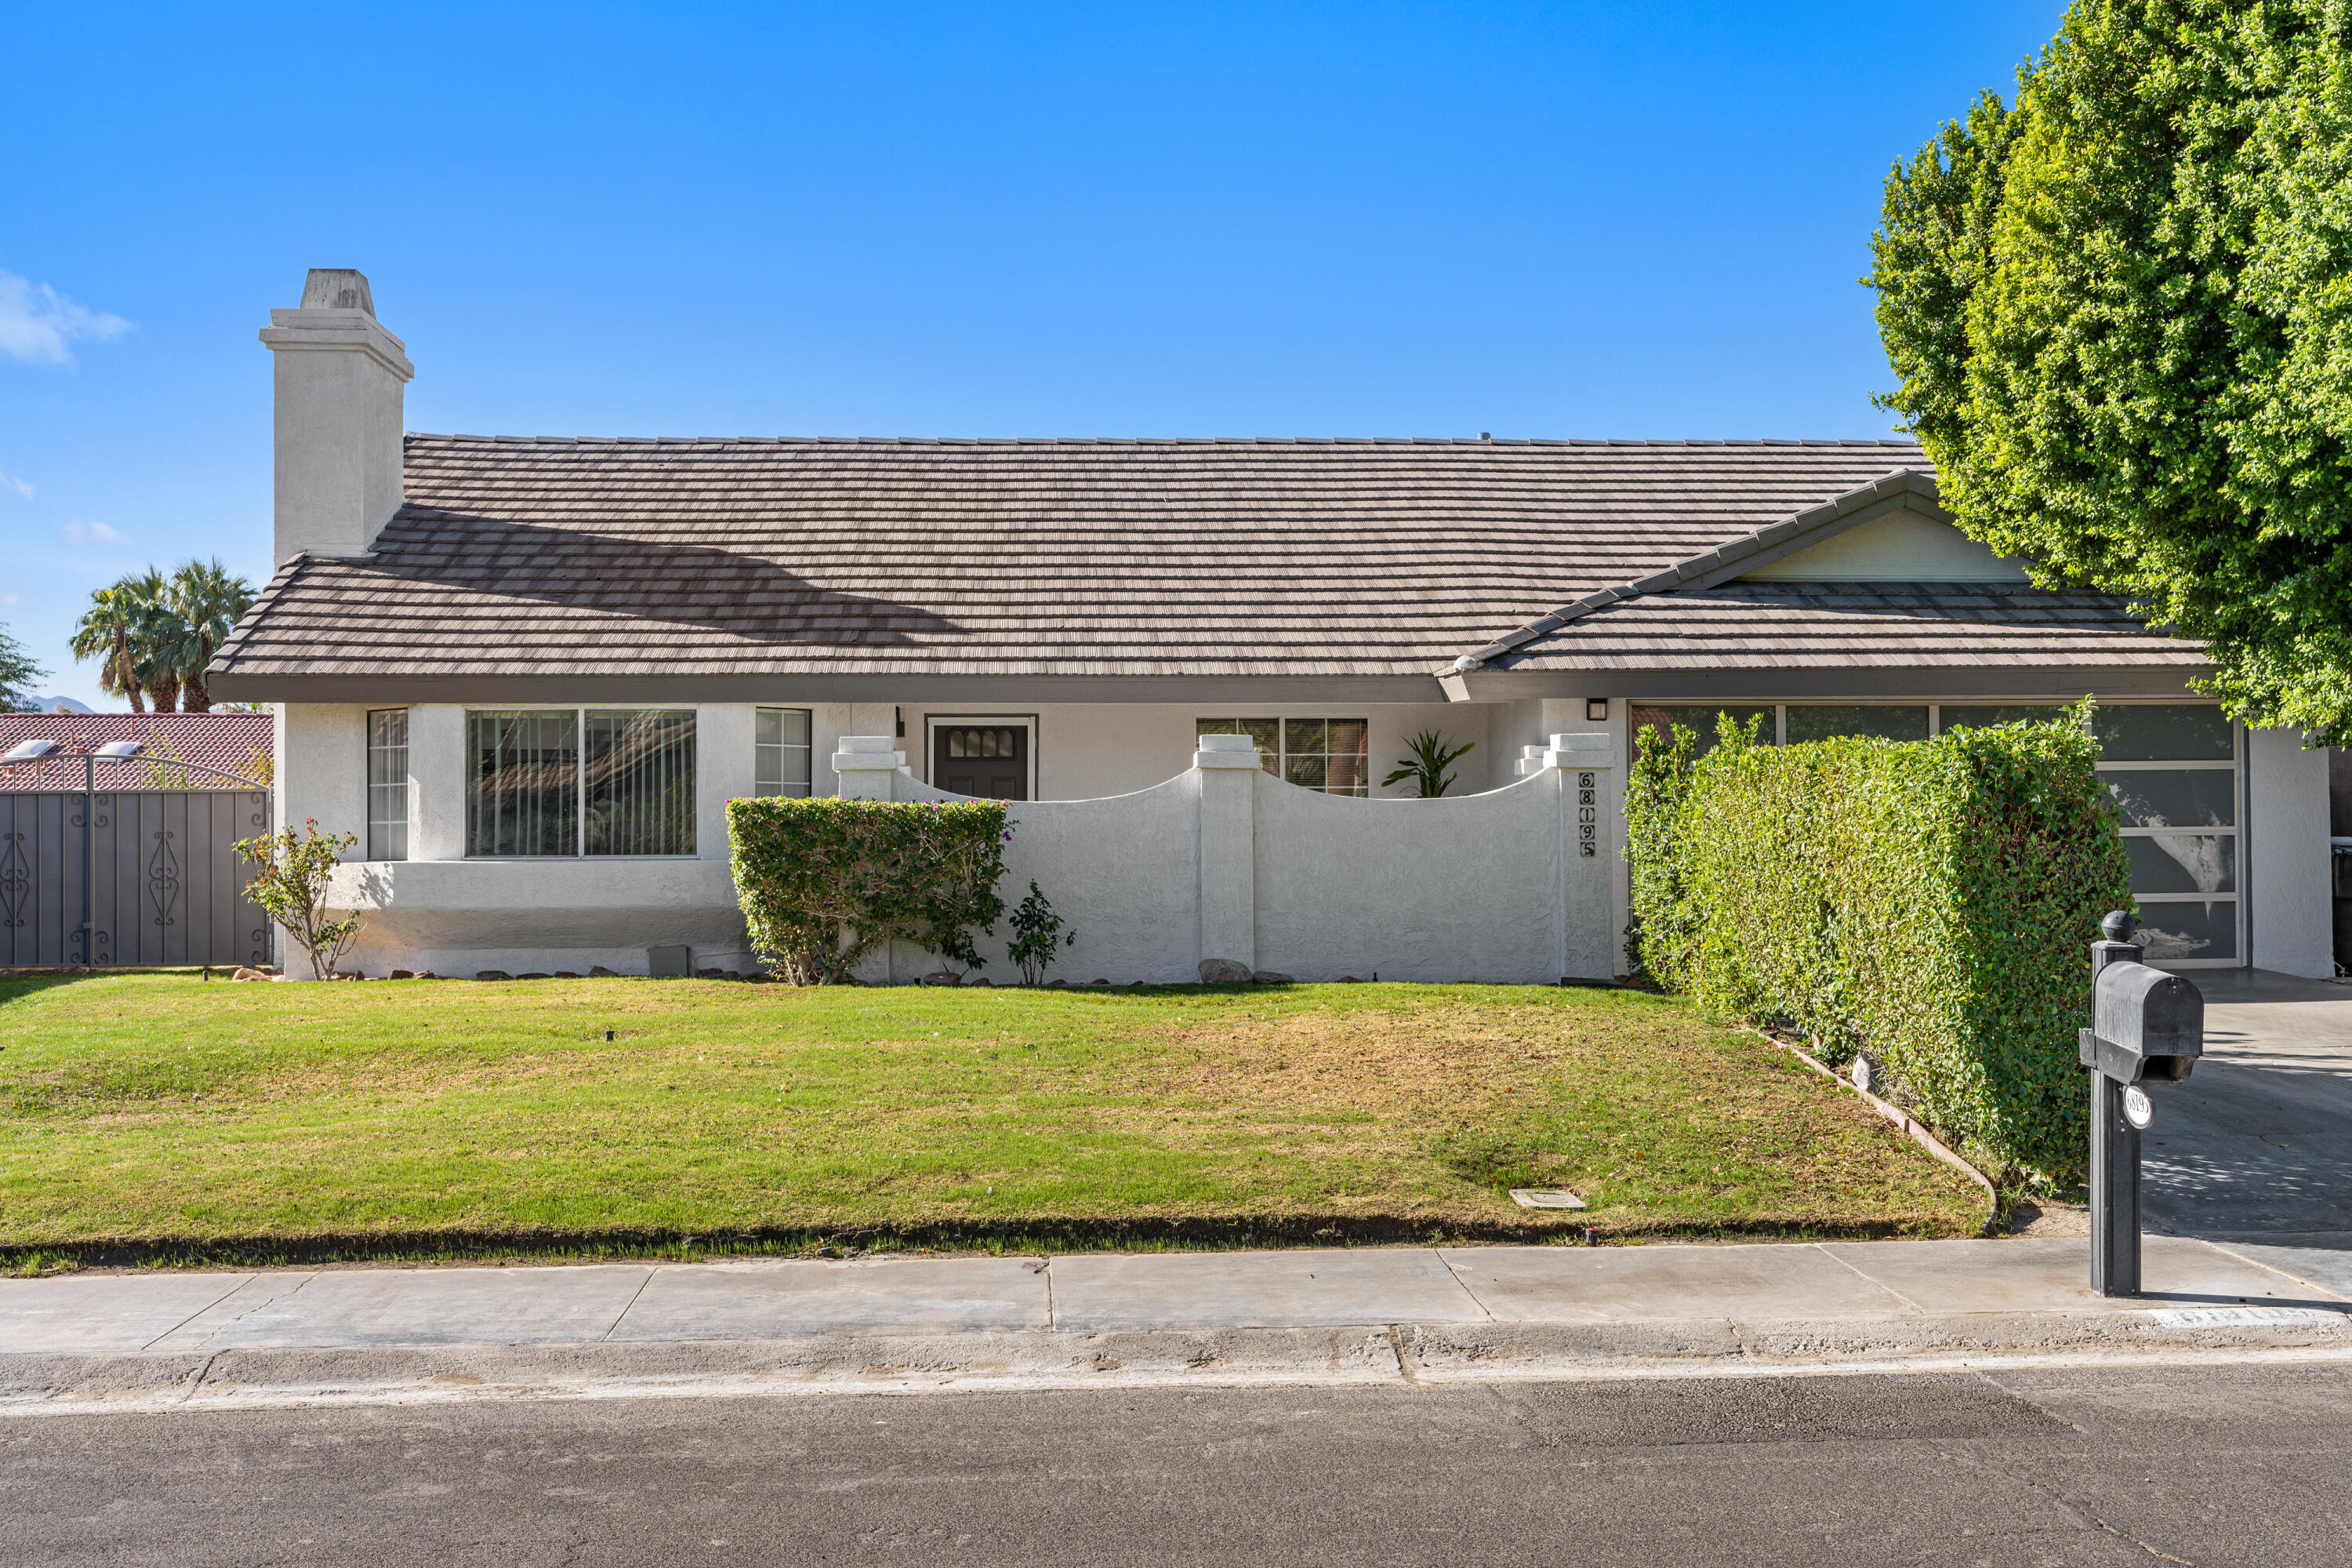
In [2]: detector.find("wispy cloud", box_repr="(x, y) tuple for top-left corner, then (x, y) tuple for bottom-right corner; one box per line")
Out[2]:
(0, 270), (132, 365)
(64, 519), (126, 546)
(0, 467), (29, 499)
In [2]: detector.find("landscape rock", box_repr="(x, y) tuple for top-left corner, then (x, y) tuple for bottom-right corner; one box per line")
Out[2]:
(1251, 971), (1296, 985)
(414, 971), (437, 980)
(474, 970), (513, 982)
(1197, 959), (1254, 985)
(589, 966), (620, 978)
(1338, 975), (1363, 983)
(328, 971), (365, 982)
(514, 972), (551, 981)
(389, 970), (414, 980)
(920, 971), (961, 986)
(552, 971), (582, 979)
(230, 967), (270, 982)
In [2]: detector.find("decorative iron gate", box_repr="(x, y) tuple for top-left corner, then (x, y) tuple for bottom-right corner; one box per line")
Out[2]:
(0, 780), (272, 969)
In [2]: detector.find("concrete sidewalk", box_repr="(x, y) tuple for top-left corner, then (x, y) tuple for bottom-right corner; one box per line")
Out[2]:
(4, 1235), (2349, 1413)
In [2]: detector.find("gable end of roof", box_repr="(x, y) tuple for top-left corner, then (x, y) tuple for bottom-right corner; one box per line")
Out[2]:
(1445, 468), (1944, 673)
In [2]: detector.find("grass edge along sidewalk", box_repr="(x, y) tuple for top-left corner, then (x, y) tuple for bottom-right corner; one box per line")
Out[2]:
(0, 974), (1988, 1268)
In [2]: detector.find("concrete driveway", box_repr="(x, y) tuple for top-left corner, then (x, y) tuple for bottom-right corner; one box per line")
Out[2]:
(2144, 967), (2352, 1295)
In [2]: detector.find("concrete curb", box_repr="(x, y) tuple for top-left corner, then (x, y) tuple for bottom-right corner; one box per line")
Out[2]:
(6, 1308), (2350, 1416)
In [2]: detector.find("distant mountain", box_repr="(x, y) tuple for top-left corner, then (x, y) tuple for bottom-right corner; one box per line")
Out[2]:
(22, 697), (96, 714)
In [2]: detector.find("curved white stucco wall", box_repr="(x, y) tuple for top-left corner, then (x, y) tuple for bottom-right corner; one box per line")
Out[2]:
(1250, 770), (1568, 982)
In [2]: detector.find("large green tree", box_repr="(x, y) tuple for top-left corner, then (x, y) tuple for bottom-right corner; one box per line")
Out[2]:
(0, 623), (43, 711)
(1868, 1), (2352, 741)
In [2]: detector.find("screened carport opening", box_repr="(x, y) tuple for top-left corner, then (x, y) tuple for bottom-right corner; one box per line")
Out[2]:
(1630, 702), (2241, 967)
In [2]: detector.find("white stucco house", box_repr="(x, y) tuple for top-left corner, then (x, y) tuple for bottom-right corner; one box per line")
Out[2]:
(208, 269), (2339, 982)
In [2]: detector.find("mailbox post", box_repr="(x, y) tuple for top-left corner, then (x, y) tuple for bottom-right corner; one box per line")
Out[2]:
(2078, 911), (2204, 1296)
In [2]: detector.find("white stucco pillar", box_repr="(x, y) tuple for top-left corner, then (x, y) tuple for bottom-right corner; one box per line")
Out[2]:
(2248, 727), (2334, 978)
(829, 736), (909, 981)
(408, 704), (466, 861)
(832, 735), (907, 802)
(1195, 735), (1258, 979)
(1546, 732), (1617, 982)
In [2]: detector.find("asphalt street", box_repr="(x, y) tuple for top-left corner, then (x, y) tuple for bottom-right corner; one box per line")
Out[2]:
(4, 1360), (2348, 1566)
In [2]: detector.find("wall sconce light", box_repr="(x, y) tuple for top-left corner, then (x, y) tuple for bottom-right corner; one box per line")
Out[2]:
(1585, 699), (1610, 721)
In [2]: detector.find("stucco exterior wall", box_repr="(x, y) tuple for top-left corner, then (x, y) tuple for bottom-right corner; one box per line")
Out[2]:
(1250, 770), (1568, 982)
(285, 691), (2335, 985)
(992, 775), (1204, 984)
(328, 858), (753, 977)
(890, 702), (1496, 801)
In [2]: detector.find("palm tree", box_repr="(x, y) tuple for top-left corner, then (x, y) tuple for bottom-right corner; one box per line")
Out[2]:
(122, 570), (187, 713)
(71, 579), (148, 712)
(168, 558), (256, 713)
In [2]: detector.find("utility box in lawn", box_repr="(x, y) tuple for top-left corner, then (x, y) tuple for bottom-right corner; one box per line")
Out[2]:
(2077, 911), (2205, 1297)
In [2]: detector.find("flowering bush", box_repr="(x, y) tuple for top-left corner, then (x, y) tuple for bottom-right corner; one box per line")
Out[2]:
(728, 797), (1012, 985)
(233, 818), (361, 979)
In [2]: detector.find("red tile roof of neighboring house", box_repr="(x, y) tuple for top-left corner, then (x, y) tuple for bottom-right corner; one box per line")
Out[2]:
(0, 713), (272, 791)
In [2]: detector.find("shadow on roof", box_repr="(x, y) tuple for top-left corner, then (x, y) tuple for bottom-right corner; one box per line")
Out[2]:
(368, 511), (968, 647)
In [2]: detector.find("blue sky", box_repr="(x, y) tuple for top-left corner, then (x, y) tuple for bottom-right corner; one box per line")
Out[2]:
(2, 0), (2061, 709)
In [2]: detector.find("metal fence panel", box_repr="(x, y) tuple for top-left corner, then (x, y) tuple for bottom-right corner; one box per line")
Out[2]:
(0, 789), (270, 969)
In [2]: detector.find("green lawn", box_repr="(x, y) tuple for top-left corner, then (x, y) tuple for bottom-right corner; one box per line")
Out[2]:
(0, 974), (1984, 1261)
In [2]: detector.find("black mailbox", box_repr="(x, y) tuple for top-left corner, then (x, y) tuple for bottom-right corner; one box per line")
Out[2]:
(2078, 913), (2205, 1297)
(2078, 961), (2204, 1084)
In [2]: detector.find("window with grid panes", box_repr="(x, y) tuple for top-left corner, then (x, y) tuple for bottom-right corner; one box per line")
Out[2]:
(365, 709), (408, 861)
(755, 707), (813, 797)
(1194, 718), (1369, 796)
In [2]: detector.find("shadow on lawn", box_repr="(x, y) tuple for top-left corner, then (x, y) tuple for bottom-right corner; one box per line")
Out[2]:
(0, 1212), (1955, 1272)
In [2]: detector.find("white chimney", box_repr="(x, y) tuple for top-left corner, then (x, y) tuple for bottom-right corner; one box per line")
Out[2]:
(259, 268), (414, 564)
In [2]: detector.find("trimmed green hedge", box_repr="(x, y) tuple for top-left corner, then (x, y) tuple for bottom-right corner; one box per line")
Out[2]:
(1627, 709), (2130, 1185)
(728, 797), (1011, 984)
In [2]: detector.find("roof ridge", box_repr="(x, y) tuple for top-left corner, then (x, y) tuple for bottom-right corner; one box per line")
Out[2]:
(1443, 469), (1941, 675)
(401, 432), (1926, 449)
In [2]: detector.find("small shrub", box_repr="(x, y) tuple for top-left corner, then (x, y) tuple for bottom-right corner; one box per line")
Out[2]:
(1381, 729), (1478, 797)
(728, 797), (1012, 985)
(234, 818), (362, 980)
(1007, 880), (1076, 985)
(1625, 703), (2130, 1185)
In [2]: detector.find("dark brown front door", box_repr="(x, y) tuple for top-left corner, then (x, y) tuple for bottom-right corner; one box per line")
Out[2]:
(934, 723), (1029, 800)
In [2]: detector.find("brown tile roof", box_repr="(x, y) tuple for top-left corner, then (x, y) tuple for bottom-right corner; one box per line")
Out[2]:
(213, 435), (1982, 690)
(1477, 582), (2201, 673)
(1454, 467), (2205, 677)
(212, 439), (1957, 691)
(0, 713), (272, 790)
